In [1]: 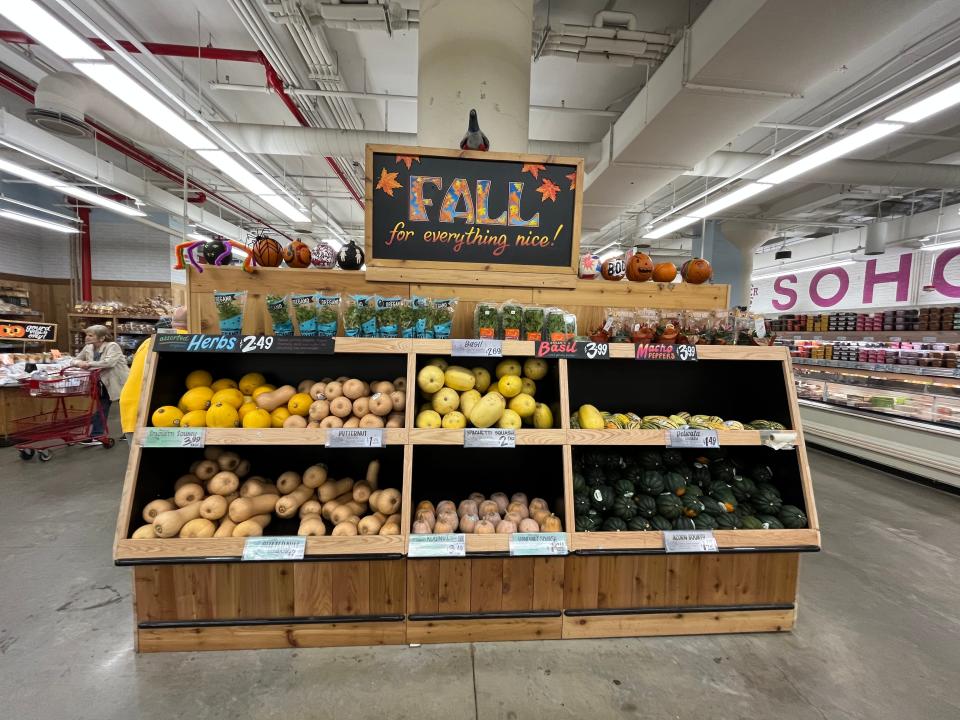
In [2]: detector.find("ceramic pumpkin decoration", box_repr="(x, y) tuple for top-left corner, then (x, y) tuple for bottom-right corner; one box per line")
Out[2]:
(337, 240), (365, 270)
(251, 236), (283, 267)
(652, 262), (678, 283)
(310, 241), (337, 268)
(282, 240), (312, 268)
(626, 251), (654, 282)
(600, 255), (626, 281)
(200, 237), (229, 265)
(680, 258), (713, 284)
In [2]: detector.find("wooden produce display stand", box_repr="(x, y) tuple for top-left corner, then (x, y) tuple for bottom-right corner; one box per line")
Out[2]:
(115, 333), (818, 653)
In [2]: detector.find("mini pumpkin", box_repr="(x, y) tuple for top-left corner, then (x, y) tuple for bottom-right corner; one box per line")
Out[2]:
(626, 251), (654, 282)
(652, 262), (678, 283)
(680, 257), (713, 284)
(600, 255), (626, 281)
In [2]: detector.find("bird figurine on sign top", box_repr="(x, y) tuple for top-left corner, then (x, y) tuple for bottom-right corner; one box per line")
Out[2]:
(460, 108), (490, 151)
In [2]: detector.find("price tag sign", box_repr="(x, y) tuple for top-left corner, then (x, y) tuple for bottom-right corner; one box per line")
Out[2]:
(325, 428), (384, 448)
(452, 338), (503, 357)
(667, 428), (719, 448)
(635, 344), (698, 361)
(509, 532), (568, 556)
(663, 530), (718, 553)
(142, 427), (205, 448)
(154, 334), (334, 354)
(536, 340), (609, 359)
(754, 317), (766, 338)
(242, 536), (306, 561)
(464, 428), (515, 448)
(409, 534), (466, 557)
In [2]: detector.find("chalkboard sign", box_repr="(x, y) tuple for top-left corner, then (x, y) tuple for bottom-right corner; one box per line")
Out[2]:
(154, 334), (334, 354)
(0, 319), (57, 342)
(365, 144), (583, 274)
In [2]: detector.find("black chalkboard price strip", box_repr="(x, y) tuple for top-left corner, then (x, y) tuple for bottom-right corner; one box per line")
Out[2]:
(153, 334), (334, 355)
(634, 344), (699, 361)
(535, 340), (610, 359)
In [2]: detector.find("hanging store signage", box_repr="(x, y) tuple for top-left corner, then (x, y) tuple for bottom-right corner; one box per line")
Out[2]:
(634, 344), (698, 361)
(365, 144), (583, 274)
(154, 334), (334, 354)
(535, 340), (609, 359)
(0, 319), (57, 342)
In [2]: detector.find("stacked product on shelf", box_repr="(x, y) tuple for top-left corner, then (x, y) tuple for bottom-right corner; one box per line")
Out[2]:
(411, 493), (563, 535)
(783, 339), (959, 369)
(769, 306), (960, 333)
(570, 405), (785, 431)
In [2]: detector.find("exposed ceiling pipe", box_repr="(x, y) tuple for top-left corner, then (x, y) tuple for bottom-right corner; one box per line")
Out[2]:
(0, 28), (362, 209)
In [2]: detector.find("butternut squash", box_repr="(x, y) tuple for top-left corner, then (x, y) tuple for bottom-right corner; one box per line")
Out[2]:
(368, 392), (393, 416)
(379, 523), (400, 536)
(359, 414), (384, 428)
(357, 515), (383, 535)
(319, 477), (354, 502)
(351, 396), (370, 417)
(298, 517), (326, 536)
(193, 460), (219, 482)
(332, 521), (358, 536)
(385, 413), (404, 428)
(143, 498), (175, 523)
(240, 477), (270, 497)
(388, 391), (405, 412)
(276, 471), (301, 495)
(375, 488), (401, 514)
(366, 459), (380, 490)
(234, 459), (251, 479)
(323, 380), (343, 399)
(255, 384), (295, 411)
(214, 518), (237, 537)
(216, 451), (241, 471)
(308, 399), (330, 421)
(322, 492), (353, 520)
(200, 494), (229, 520)
(232, 514), (271, 537)
(131, 523), (157, 539)
(174, 473), (200, 491)
(308, 381), (327, 400)
(174, 482), (205, 507)
(372, 380), (395, 395)
(283, 415), (307, 428)
(203, 446), (224, 461)
(352, 481), (372, 503)
(341, 378), (364, 400)
(393, 376), (406, 392)
(179, 518), (216, 538)
(319, 415), (344, 429)
(207, 471), (239, 496)
(229, 494), (280, 523)
(154, 502), (202, 537)
(297, 378), (315, 394)
(331, 503), (359, 525)
(276, 484), (314, 518)
(329, 396), (353, 418)
(299, 499), (322, 518)
(386, 513), (401, 527)
(343, 416), (361, 428)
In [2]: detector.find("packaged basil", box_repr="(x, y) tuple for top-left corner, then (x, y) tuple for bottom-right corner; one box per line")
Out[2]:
(545, 307), (567, 342)
(290, 294), (317, 336)
(563, 312), (578, 340)
(343, 294), (377, 337)
(410, 296), (432, 338)
(500, 301), (523, 341)
(213, 290), (246, 336)
(431, 298), (457, 339)
(474, 302), (499, 339)
(266, 294), (294, 336)
(522, 305), (545, 341)
(314, 293), (340, 337)
(376, 295), (404, 338)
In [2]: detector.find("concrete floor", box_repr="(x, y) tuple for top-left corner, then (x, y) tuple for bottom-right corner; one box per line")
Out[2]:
(1, 427), (958, 719)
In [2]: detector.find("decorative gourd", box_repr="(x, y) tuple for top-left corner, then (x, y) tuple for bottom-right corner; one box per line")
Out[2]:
(680, 257), (712, 284)
(310, 241), (337, 268)
(625, 251), (654, 281)
(652, 262), (677, 282)
(600, 256), (626, 281)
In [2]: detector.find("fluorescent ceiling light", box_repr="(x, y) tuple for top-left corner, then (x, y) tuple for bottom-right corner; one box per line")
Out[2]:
(0, 209), (79, 233)
(0, 195), (80, 222)
(887, 78), (960, 124)
(762, 123), (902, 185)
(0, 156), (146, 217)
(752, 259), (856, 281)
(643, 216), (698, 240)
(0, 1), (103, 61)
(73, 62), (215, 150)
(689, 182), (772, 219)
(920, 238), (960, 252)
(199, 149), (310, 223)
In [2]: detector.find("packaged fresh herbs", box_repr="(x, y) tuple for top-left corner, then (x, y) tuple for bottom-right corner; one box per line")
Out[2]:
(410, 296), (432, 338)
(266, 294), (294, 336)
(563, 312), (578, 340)
(290, 293), (317, 336)
(545, 307), (567, 342)
(213, 290), (246, 336)
(343, 294), (377, 337)
(474, 302), (499, 339)
(431, 298), (457, 339)
(314, 293), (340, 337)
(522, 305), (544, 341)
(500, 301), (523, 341)
(399, 299), (419, 339)
(376, 295), (404, 338)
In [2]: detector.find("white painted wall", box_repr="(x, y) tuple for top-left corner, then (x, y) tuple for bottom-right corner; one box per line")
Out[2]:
(89, 212), (174, 282)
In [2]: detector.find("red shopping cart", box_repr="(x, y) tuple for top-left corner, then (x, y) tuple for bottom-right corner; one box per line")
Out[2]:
(11, 368), (115, 461)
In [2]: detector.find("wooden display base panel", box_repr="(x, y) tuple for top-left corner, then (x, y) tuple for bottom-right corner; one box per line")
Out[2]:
(406, 614), (562, 644)
(561, 607), (796, 640)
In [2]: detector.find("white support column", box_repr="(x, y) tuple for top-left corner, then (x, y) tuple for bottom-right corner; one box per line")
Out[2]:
(417, 0), (534, 153)
(715, 221), (777, 308)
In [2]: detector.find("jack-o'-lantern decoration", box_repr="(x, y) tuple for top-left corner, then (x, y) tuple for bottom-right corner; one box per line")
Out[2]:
(251, 236), (283, 267)
(283, 239), (312, 268)
(600, 255), (626, 281)
(626, 251), (654, 282)
(680, 257), (713, 284)
(652, 262), (678, 283)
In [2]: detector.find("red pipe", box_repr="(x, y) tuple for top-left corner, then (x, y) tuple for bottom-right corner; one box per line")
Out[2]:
(0, 30), (364, 208)
(77, 206), (92, 302)
(0, 66), (295, 240)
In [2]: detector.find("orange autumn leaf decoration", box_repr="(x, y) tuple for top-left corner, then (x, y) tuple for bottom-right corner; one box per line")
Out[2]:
(566, 171), (577, 190)
(376, 167), (402, 196)
(536, 177), (561, 202)
(396, 155), (420, 170)
(521, 164), (546, 178)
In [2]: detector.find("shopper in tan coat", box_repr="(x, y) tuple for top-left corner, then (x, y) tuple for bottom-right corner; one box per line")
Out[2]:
(73, 324), (130, 445)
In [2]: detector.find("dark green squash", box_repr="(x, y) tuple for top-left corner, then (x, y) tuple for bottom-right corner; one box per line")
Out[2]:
(778, 505), (807, 529)
(574, 515), (593, 532)
(709, 484), (737, 512)
(662, 449), (683, 468)
(730, 475), (757, 501)
(602, 516), (628, 532)
(585, 466), (606, 488)
(590, 485), (615, 513)
(739, 515), (763, 530)
(699, 496), (726, 516)
(638, 451), (664, 471)
(683, 484), (703, 498)
(638, 470), (665, 496)
(656, 493), (683, 520)
(738, 500), (756, 517)
(664, 472), (687, 496)
(673, 516), (696, 530)
(649, 515), (673, 531)
(601, 452), (626, 471)
(573, 494), (591, 515)
(751, 464), (774, 484)
(757, 514), (785, 529)
(693, 513), (718, 530)
(714, 512), (740, 530)
(753, 484), (783, 514)
(613, 478), (635, 499)
(691, 462), (711, 488)
(674, 465), (693, 483)
(624, 464), (643, 482)
(681, 496), (705, 518)
(626, 516), (653, 531)
(613, 496), (638, 520)
(710, 459), (736, 483)
(634, 494), (657, 519)
(572, 471), (587, 493)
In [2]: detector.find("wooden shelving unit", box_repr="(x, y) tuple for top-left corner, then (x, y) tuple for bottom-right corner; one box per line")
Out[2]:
(114, 336), (818, 652)
(68, 312), (162, 356)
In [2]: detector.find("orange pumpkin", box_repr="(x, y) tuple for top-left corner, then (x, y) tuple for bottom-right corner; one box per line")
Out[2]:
(601, 256), (626, 281)
(626, 251), (654, 282)
(652, 262), (678, 283)
(680, 258), (713, 284)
